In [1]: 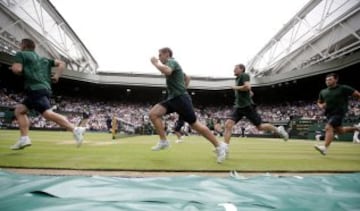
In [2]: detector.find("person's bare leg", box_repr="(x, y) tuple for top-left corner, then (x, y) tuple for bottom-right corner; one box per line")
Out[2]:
(42, 110), (75, 131)
(175, 131), (181, 139)
(314, 123), (334, 155)
(149, 104), (167, 141)
(257, 123), (288, 141)
(190, 120), (219, 147)
(14, 104), (30, 137)
(191, 120), (226, 163)
(10, 104), (32, 150)
(256, 123), (276, 133)
(324, 124), (335, 148)
(42, 109), (86, 147)
(149, 104), (170, 151)
(174, 131), (184, 143)
(224, 119), (235, 145)
(335, 126), (359, 135)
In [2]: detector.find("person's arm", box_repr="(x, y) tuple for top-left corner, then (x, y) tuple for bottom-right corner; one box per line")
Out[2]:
(250, 89), (254, 97)
(184, 74), (191, 88)
(11, 52), (24, 75)
(317, 92), (326, 109)
(317, 100), (326, 109)
(150, 57), (172, 76)
(232, 81), (251, 92)
(352, 90), (360, 100)
(10, 63), (23, 75)
(51, 59), (65, 83)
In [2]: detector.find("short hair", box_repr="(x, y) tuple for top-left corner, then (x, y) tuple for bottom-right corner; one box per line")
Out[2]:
(21, 38), (35, 50)
(159, 47), (173, 57)
(326, 73), (339, 80)
(237, 64), (246, 72)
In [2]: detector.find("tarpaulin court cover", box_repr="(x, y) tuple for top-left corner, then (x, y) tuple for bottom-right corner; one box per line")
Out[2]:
(0, 170), (359, 210)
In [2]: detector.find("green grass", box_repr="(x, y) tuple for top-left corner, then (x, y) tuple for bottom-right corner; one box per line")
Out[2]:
(0, 129), (359, 172)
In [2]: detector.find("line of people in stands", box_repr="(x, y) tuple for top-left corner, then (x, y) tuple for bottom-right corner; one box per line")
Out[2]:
(1, 89), (359, 136)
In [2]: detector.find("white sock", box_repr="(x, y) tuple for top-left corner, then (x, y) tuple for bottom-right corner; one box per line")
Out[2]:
(218, 142), (227, 148)
(21, 136), (29, 140)
(73, 127), (82, 132)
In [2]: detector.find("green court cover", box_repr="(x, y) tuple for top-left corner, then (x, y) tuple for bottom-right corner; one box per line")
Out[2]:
(0, 170), (359, 210)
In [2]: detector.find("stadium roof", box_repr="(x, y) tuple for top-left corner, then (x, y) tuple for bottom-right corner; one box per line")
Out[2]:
(1, 0), (360, 89)
(0, 0), (98, 73)
(248, 0), (360, 78)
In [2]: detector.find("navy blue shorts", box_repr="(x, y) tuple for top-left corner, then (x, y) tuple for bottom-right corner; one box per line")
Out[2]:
(22, 89), (52, 114)
(326, 114), (344, 128)
(160, 94), (197, 125)
(228, 105), (262, 126)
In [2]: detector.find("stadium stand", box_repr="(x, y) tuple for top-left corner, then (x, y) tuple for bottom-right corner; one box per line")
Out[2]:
(0, 0), (359, 140)
(1, 76), (359, 139)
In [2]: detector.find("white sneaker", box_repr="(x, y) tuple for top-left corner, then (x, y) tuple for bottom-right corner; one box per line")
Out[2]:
(151, 140), (170, 151)
(314, 145), (327, 155)
(215, 142), (227, 163)
(225, 147), (229, 159)
(315, 134), (322, 141)
(10, 137), (32, 150)
(213, 145), (229, 159)
(175, 139), (184, 143)
(73, 127), (86, 147)
(277, 126), (289, 141)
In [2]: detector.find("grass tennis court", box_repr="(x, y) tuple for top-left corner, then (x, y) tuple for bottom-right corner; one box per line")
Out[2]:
(0, 129), (359, 172)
